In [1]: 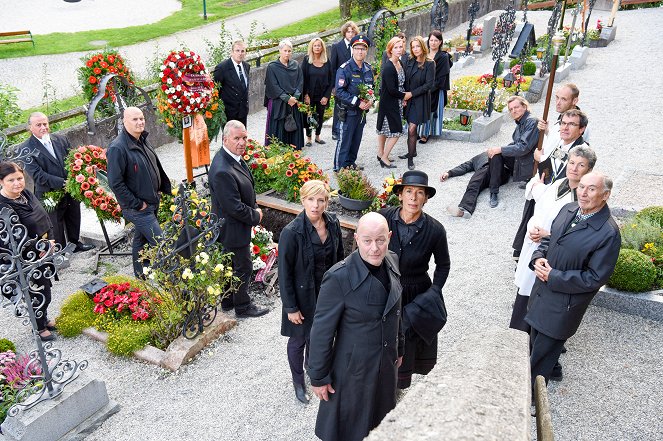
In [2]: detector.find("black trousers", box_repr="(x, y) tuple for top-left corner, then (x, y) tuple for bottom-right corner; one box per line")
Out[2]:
(458, 165), (490, 215)
(287, 335), (310, 385)
(223, 244), (252, 310)
(305, 101), (327, 137)
(530, 327), (566, 389)
(509, 291), (531, 333)
(488, 154), (514, 194)
(512, 199), (536, 257)
(331, 100), (341, 137)
(49, 194), (81, 246)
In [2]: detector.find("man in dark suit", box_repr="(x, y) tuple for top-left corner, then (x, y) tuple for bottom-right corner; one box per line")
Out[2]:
(208, 120), (268, 318)
(23, 112), (94, 252)
(213, 40), (250, 128)
(329, 21), (358, 141)
(107, 107), (171, 278)
(525, 171), (621, 388)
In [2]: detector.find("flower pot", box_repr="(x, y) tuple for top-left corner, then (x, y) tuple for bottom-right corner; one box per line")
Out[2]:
(338, 194), (373, 211)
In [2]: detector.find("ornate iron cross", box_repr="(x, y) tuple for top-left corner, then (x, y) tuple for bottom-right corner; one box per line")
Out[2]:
(465, 0), (481, 56)
(431, 0), (450, 31)
(581, 0), (599, 47)
(540, 1), (564, 76)
(0, 207), (85, 417)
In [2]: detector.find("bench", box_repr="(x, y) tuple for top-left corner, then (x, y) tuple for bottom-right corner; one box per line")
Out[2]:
(0, 30), (35, 48)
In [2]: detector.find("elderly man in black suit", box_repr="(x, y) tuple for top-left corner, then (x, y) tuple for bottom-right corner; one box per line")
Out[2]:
(208, 120), (268, 318)
(23, 112), (94, 252)
(329, 21), (358, 141)
(213, 40), (250, 128)
(525, 171), (621, 388)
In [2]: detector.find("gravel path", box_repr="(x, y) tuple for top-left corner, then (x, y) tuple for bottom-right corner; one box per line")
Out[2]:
(1, 7), (663, 441)
(0, 0), (339, 108)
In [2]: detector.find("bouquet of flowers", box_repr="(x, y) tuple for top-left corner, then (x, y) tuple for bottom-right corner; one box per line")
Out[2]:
(250, 225), (276, 271)
(64, 145), (122, 222)
(296, 101), (318, 132)
(40, 188), (66, 212)
(357, 83), (375, 123)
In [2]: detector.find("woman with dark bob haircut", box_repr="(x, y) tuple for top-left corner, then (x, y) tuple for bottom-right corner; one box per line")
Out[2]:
(0, 161), (57, 341)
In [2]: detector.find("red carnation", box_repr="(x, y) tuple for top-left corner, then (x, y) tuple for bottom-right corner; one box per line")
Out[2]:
(84, 154), (92, 162)
(252, 245), (261, 255)
(100, 61), (108, 68)
(260, 254), (268, 262)
(262, 163), (268, 169)
(81, 182), (90, 191)
(74, 152), (82, 159)
(86, 60), (94, 67)
(89, 76), (97, 84)
(108, 55), (115, 64)
(96, 187), (104, 195)
(93, 67), (101, 75)
(250, 163), (258, 169)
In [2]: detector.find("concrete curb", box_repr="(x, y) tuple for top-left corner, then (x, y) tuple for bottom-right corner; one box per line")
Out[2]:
(592, 286), (663, 322)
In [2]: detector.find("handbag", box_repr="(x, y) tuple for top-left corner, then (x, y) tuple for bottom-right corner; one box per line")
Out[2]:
(284, 106), (297, 132)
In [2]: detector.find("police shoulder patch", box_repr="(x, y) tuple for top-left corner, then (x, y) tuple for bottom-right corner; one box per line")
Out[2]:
(338, 78), (345, 87)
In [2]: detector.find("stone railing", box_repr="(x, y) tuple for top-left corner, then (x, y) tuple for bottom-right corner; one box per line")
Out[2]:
(366, 328), (531, 440)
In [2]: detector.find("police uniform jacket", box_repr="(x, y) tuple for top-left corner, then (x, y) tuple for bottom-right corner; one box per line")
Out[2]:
(334, 58), (374, 117)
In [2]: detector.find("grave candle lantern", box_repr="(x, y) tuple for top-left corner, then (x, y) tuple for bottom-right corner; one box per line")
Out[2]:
(460, 110), (471, 126)
(503, 72), (516, 88)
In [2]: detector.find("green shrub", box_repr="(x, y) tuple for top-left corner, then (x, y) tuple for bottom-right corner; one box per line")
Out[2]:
(56, 291), (97, 337)
(106, 322), (152, 357)
(634, 206), (663, 229)
(621, 217), (663, 250)
(522, 61), (536, 76)
(608, 249), (657, 292)
(0, 83), (22, 132)
(0, 338), (16, 353)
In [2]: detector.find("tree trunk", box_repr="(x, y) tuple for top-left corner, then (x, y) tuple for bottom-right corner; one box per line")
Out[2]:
(340, 0), (352, 20)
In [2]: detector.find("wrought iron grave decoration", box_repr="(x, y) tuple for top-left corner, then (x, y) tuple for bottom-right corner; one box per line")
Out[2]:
(540, 0), (564, 76)
(581, 0), (599, 47)
(464, 0), (480, 56)
(0, 207), (86, 417)
(484, 5), (517, 117)
(431, 0), (450, 31)
(149, 183), (225, 339)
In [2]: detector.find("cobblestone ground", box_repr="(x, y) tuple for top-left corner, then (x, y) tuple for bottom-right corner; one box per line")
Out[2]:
(1, 7), (662, 441)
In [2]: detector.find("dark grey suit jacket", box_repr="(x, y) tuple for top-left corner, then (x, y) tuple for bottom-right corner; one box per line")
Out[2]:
(23, 134), (71, 198)
(525, 202), (621, 340)
(213, 58), (250, 120)
(208, 147), (260, 248)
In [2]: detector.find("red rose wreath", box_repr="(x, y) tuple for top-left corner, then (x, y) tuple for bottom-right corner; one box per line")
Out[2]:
(159, 50), (215, 115)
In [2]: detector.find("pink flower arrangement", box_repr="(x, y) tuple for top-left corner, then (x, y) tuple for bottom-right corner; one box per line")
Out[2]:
(92, 282), (158, 321)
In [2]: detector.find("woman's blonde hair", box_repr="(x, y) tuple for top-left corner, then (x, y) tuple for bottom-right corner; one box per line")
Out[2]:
(385, 36), (402, 59)
(410, 36), (429, 67)
(299, 180), (330, 203)
(307, 37), (328, 64)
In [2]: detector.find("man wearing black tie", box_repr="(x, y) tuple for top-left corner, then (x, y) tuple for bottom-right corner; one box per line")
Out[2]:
(209, 120), (269, 318)
(213, 40), (250, 128)
(23, 112), (94, 252)
(329, 21), (358, 141)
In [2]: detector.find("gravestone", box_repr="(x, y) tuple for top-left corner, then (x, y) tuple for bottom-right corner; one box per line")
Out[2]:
(600, 26), (617, 43)
(525, 74), (549, 103)
(554, 62), (572, 83)
(1, 374), (119, 441)
(480, 16), (496, 54)
(568, 45), (589, 70)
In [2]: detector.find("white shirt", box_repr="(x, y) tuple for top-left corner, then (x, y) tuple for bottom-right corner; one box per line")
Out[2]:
(223, 146), (241, 163)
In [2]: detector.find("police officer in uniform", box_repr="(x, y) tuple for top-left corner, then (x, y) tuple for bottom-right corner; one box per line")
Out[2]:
(333, 35), (375, 172)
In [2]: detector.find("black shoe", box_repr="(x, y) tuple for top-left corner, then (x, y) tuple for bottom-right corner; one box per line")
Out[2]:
(376, 155), (382, 163)
(408, 158), (415, 170)
(74, 242), (95, 253)
(518, 181), (527, 190)
(221, 298), (234, 313)
(39, 330), (56, 342)
(235, 303), (269, 318)
(379, 158), (397, 169)
(315, 139), (326, 145)
(418, 137), (428, 144)
(398, 153), (409, 160)
(293, 382), (310, 404)
(561, 345), (567, 354)
(332, 134), (338, 141)
(489, 193), (499, 208)
(550, 364), (563, 382)
(305, 140), (313, 147)
(352, 164), (364, 171)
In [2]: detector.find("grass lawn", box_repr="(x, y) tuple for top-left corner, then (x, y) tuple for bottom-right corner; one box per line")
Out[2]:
(0, 0), (281, 59)
(259, 9), (358, 41)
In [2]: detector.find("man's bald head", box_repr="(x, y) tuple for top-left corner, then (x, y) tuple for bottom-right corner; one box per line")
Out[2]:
(355, 212), (391, 266)
(123, 107), (145, 138)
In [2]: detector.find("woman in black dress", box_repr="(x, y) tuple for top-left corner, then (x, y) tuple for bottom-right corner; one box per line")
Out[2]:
(278, 180), (344, 403)
(379, 170), (450, 389)
(0, 161), (56, 341)
(401, 36), (435, 170)
(264, 40), (305, 149)
(376, 36), (412, 169)
(418, 30), (452, 143)
(302, 37), (333, 147)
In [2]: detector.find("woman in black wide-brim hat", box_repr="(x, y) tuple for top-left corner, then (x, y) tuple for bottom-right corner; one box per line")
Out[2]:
(379, 170), (450, 389)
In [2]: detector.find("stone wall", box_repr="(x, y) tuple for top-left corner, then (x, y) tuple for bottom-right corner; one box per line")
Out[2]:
(366, 328), (531, 441)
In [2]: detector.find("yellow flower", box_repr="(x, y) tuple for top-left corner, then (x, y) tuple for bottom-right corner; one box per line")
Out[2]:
(207, 286), (215, 295)
(182, 268), (194, 280)
(385, 185), (393, 193)
(225, 271), (233, 278)
(386, 177), (395, 186)
(171, 188), (178, 196)
(214, 264), (224, 272)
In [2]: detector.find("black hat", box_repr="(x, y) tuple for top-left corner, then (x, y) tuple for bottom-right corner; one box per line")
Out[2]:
(392, 170), (436, 198)
(350, 34), (371, 48)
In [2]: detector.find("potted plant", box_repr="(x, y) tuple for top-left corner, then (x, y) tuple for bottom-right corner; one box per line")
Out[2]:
(335, 167), (378, 211)
(586, 29), (601, 48)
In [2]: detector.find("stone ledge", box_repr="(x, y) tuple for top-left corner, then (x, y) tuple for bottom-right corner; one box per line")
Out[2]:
(367, 328), (530, 441)
(79, 311), (237, 371)
(592, 286), (663, 322)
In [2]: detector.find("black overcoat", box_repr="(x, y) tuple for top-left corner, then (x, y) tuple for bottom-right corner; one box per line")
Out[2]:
(430, 50), (451, 111)
(308, 250), (404, 441)
(23, 134), (70, 198)
(278, 210), (344, 338)
(403, 58), (434, 125)
(525, 203), (621, 340)
(376, 59), (405, 133)
(208, 148), (260, 249)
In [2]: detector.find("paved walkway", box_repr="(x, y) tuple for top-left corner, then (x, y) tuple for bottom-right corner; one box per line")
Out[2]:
(1, 7), (662, 441)
(0, 0), (181, 34)
(0, 0), (339, 108)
